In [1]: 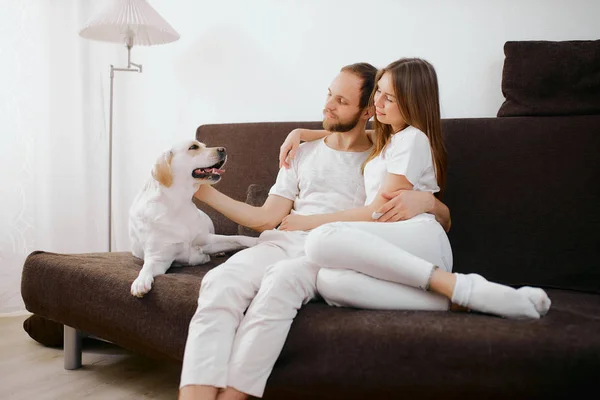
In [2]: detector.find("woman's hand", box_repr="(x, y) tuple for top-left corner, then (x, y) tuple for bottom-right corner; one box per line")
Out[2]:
(279, 214), (318, 231)
(279, 129), (303, 169)
(375, 190), (434, 222)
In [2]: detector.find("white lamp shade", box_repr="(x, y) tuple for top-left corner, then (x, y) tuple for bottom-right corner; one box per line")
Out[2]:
(79, 0), (180, 46)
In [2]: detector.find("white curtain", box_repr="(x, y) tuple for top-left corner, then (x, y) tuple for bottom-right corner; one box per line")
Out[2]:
(0, 1), (115, 315)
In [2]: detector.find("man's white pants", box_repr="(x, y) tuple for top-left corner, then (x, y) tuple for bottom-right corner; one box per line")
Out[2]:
(180, 230), (320, 398)
(308, 214), (453, 311)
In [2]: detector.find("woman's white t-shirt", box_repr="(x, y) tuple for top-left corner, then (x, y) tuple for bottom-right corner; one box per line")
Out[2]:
(363, 126), (439, 205)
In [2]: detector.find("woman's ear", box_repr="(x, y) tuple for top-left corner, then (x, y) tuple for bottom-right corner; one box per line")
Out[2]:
(151, 150), (174, 187)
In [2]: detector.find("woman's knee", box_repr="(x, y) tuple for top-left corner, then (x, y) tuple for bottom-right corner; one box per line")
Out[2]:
(316, 268), (353, 307)
(305, 222), (348, 265)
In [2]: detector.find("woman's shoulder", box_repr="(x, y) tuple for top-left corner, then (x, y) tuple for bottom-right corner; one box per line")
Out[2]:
(390, 126), (429, 148)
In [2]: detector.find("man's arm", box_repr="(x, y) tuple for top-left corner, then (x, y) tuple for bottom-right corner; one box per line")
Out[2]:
(195, 185), (293, 232)
(430, 196), (451, 232)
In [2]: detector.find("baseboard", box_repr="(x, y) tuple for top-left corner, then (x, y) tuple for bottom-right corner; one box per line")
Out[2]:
(0, 310), (33, 318)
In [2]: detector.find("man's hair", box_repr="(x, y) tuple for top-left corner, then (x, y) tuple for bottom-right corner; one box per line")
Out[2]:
(340, 62), (378, 109)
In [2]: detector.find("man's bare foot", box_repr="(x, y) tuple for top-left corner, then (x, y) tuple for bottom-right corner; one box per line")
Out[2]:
(217, 386), (249, 400)
(179, 384), (219, 400)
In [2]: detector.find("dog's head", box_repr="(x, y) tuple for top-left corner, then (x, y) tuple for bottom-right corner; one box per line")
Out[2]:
(151, 140), (227, 188)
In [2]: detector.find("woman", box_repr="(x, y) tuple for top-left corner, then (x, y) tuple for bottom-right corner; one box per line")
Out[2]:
(278, 58), (551, 319)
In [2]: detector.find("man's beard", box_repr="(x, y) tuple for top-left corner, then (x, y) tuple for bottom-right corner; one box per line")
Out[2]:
(322, 111), (362, 133)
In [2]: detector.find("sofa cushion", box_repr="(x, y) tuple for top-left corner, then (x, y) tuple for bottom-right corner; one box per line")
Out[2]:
(497, 40), (600, 117)
(264, 288), (600, 399)
(23, 314), (64, 347)
(21, 250), (600, 398)
(21, 251), (229, 360)
(238, 183), (269, 237)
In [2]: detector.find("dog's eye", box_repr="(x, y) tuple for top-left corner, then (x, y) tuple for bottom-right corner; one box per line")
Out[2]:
(189, 144), (199, 150)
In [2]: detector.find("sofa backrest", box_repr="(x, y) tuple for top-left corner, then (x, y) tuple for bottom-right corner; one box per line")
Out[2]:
(442, 115), (600, 293)
(196, 116), (600, 293)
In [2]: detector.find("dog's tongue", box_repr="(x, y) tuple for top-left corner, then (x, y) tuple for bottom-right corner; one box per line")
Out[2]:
(194, 168), (225, 175)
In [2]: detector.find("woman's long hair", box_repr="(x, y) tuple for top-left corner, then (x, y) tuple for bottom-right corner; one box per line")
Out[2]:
(363, 58), (447, 198)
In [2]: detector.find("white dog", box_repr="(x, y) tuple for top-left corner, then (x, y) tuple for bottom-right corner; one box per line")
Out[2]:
(129, 140), (258, 297)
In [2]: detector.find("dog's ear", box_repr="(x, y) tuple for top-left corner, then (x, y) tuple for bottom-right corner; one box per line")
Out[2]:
(152, 150), (174, 187)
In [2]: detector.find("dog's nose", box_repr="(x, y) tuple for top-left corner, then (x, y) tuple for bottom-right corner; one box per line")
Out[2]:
(217, 147), (226, 155)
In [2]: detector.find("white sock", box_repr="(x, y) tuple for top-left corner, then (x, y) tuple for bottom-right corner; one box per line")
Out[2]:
(516, 286), (552, 317)
(451, 273), (551, 320)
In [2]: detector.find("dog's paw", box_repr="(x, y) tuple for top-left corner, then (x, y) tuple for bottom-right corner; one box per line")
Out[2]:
(131, 274), (154, 297)
(189, 246), (211, 265)
(239, 236), (260, 248)
(191, 253), (211, 265)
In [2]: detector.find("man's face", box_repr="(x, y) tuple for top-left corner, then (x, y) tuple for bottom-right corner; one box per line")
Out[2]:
(322, 71), (363, 132)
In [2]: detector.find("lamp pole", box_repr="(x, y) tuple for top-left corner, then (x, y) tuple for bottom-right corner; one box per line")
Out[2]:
(107, 39), (142, 251)
(78, 0), (180, 251)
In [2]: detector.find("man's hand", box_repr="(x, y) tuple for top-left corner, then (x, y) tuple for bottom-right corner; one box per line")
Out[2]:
(194, 184), (213, 202)
(375, 190), (434, 222)
(279, 214), (317, 231)
(279, 129), (302, 169)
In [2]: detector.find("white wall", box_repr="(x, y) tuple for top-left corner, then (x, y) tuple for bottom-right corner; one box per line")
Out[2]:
(0, 0), (112, 314)
(1, 0), (599, 313)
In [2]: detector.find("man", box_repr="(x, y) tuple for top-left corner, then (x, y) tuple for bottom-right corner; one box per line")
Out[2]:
(179, 63), (450, 400)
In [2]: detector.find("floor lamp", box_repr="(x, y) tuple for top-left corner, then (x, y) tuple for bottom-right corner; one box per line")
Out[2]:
(79, 0), (179, 251)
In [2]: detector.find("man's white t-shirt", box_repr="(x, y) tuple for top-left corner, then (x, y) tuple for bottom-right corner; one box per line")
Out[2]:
(363, 126), (439, 205)
(269, 138), (371, 215)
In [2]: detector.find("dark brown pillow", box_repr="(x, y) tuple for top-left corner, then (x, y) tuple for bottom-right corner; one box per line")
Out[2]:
(497, 40), (600, 117)
(237, 184), (269, 237)
(23, 314), (64, 347)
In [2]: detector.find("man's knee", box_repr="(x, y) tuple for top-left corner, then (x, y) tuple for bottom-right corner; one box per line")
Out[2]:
(199, 268), (253, 310)
(262, 262), (301, 291)
(260, 262), (318, 302)
(199, 267), (227, 291)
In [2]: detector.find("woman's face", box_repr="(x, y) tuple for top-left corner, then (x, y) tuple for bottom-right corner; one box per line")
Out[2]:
(374, 72), (406, 132)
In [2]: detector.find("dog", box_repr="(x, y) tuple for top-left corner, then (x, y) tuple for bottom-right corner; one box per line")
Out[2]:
(128, 139), (258, 297)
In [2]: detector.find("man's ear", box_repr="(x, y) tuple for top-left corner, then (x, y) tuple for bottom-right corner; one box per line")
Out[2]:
(151, 150), (174, 187)
(363, 105), (375, 120)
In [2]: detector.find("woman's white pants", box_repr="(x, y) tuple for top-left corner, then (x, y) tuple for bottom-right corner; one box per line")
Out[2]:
(180, 230), (320, 398)
(306, 214), (453, 311)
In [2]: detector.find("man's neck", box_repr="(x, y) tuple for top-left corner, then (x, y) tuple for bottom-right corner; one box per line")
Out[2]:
(324, 125), (372, 152)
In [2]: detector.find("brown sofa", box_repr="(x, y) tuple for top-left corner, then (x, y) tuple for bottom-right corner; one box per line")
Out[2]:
(22, 115), (600, 399)
(21, 41), (600, 398)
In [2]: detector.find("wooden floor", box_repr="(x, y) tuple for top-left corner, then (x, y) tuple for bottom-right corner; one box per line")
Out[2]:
(0, 315), (181, 399)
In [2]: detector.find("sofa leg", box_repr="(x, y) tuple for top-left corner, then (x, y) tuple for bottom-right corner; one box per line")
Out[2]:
(64, 325), (82, 370)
